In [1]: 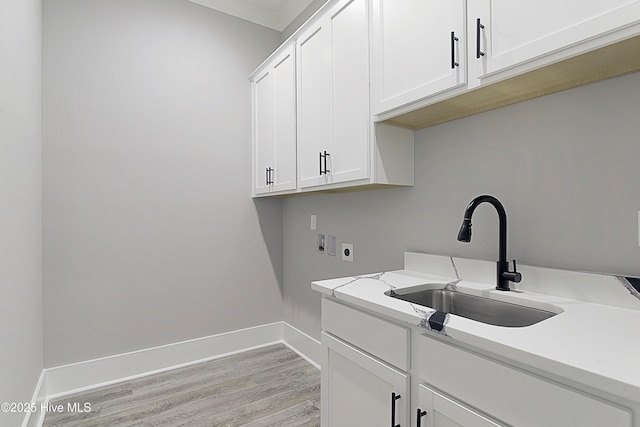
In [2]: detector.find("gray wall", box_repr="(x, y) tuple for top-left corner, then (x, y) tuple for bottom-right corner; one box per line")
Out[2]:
(281, 0), (328, 41)
(0, 0), (43, 423)
(283, 71), (640, 340)
(42, 0), (283, 367)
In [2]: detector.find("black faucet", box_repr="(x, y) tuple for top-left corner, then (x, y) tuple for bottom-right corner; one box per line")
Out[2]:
(457, 195), (521, 291)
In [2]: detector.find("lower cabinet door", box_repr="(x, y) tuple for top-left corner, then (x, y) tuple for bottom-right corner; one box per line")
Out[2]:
(322, 332), (409, 427)
(417, 384), (503, 427)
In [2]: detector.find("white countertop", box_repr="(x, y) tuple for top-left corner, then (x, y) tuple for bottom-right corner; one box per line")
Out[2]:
(311, 253), (640, 403)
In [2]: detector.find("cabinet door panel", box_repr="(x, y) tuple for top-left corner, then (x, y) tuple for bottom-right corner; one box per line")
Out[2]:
(253, 68), (275, 195)
(372, 0), (466, 115)
(321, 332), (409, 427)
(479, 0), (640, 75)
(418, 335), (633, 427)
(297, 22), (331, 188)
(330, 0), (369, 184)
(272, 47), (296, 192)
(419, 384), (503, 427)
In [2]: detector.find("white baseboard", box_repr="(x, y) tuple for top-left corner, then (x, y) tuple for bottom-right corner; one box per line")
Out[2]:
(38, 321), (321, 404)
(282, 322), (321, 369)
(22, 370), (46, 427)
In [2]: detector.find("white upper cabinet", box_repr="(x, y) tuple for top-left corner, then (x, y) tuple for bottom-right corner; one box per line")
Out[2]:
(471, 0), (640, 81)
(251, 0), (639, 195)
(297, 0), (370, 189)
(251, 0), (415, 197)
(372, 0), (640, 127)
(251, 44), (296, 196)
(372, 0), (466, 116)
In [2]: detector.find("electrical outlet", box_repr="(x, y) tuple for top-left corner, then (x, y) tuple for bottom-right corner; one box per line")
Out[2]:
(342, 243), (354, 262)
(311, 214), (317, 230)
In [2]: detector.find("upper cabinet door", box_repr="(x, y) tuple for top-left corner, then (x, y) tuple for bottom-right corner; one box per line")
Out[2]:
(297, 19), (332, 189)
(252, 67), (275, 195)
(322, 332), (409, 427)
(372, 0), (466, 115)
(252, 45), (296, 196)
(474, 0), (640, 77)
(297, 0), (370, 189)
(271, 46), (296, 193)
(329, 0), (370, 184)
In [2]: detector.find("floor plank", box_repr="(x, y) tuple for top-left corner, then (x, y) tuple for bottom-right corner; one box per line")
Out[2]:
(242, 396), (321, 427)
(43, 344), (320, 427)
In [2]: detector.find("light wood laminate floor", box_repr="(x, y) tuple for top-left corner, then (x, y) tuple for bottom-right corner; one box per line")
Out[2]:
(43, 344), (320, 427)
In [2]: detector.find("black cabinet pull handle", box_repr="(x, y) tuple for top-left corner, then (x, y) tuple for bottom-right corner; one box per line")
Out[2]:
(266, 167), (274, 185)
(391, 392), (401, 427)
(323, 151), (330, 174)
(476, 18), (485, 58)
(319, 151), (330, 175)
(451, 31), (459, 69)
(417, 409), (427, 427)
(266, 167), (269, 185)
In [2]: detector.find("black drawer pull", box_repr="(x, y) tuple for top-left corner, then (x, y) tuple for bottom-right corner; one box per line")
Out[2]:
(391, 392), (401, 427)
(417, 408), (427, 427)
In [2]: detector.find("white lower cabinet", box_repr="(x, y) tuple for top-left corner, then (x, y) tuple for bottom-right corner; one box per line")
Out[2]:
(321, 332), (409, 427)
(320, 297), (635, 427)
(417, 384), (502, 427)
(418, 335), (633, 427)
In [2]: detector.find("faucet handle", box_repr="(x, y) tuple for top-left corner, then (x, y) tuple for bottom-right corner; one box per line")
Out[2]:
(502, 260), (522, 283)
(511, 260), (522, 283)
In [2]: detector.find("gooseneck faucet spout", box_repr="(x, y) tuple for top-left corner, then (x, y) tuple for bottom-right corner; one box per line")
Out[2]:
(457, 195), (521, 291)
